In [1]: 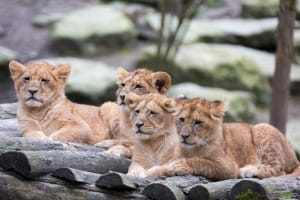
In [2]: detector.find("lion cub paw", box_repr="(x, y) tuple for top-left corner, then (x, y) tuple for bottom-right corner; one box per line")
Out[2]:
(94, 140), (117, 149)
(167, 160), (190, 176)
(24, 131), (50, 140)
(127, 170), (147, 178)
(146, 165), (167, 178)
(239, 165), (258, 178)
(103, 148), (124, 157)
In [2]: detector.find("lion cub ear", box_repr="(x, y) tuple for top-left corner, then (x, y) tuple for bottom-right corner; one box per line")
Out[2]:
(53, 64), (71, 84)
(125, 93), (141, 110)
(162, 98), (178, 114)
(117, 67), (129, 80)
(210, 100), (225, 120)
(9, 60), (26, 80)
(151, 72), (171, 94)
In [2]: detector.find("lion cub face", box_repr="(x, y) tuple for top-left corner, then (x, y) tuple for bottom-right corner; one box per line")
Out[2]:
(125, 93), (177, 141)
(116, 68), (171, 109)
(9, 60), (71, 107)
(175, 98), (225, 148)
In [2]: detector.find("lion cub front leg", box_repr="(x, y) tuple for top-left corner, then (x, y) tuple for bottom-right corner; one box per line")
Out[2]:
(166, 159), (192, 176)
(49, 123), (93, 144)
(20, 120), (50, 140)
(103, 144), (133, 158)
(23, 131), (49, 140)
(127, 162), (147, 178)
(94, 139), (119, 149)
(146, 165), (168, 178)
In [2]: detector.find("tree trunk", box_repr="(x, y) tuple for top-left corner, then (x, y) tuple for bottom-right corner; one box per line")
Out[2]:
(52, 168), (101, 184)
(0, 171), (145, 200)
(186, 179), (242, 200)
(96, 171), (151, 190)
(95, 172), (206, 191)
(0, 135), (105, 154)
(142, 181), (185, 200)
(0, 119), (20, 137)
(270, 0), (296, 133)
(229, 177), (300, 200)
(0, 150), (130, 178)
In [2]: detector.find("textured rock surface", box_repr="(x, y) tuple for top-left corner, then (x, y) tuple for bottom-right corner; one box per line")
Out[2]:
(138, 43), (270, 105)
(143, 13), (277, 49)
(51, 5), (137, 55)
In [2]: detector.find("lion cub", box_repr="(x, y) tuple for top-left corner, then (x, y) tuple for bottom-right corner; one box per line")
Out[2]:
(125, 93), (179, 177)
(147, 98), (299, 180)
(97, 68), (172, 158)
(9, 60), (120, 144)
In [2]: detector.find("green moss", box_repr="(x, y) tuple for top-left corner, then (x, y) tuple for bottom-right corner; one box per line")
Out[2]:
(279, 191), (293, 199)
(235, 189), (268, 200)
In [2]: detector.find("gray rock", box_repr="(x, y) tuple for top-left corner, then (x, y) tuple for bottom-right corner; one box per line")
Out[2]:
(168, 83), (256, 122)
(32, 13), (65, 27)
(45, 57), (118, 105)
(0, 46), (16, 66)
(241, 0), (278, 18)
(138, 43), (270, 105)
(0, 118), (21, 137)
(0, 103), (17, 119)
(143, 12), (277, 49)
(51, 5), (137, 56)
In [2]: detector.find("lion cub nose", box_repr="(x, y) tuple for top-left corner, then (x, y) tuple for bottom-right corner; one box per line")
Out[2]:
(120, 95), (125, 101)
(28, 89), (38, 95)
(135, 123), (144, 129)
(181, 135), (190, 140)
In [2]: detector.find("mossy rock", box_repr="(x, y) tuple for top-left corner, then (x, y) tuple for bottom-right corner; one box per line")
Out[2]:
(45, 57), (117, 105)
(51, 5), (137, 56)
(138, 43), (270, 106)
(143, 12), (277, 50)
(241, 0), (279, 18)
(235, 189), (268, 200)
(168, 83), (256, 122)
(0, 46), (16, 67)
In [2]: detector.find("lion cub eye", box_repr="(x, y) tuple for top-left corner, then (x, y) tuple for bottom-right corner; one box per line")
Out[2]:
(193, 120), (203, 126)
(41, 78), (49, 83)
(135, 109), (140, 114)
(179, 117), (185, 123)
(149, 110), (158, 115)
(120, 83), (125, 87)
(134, 84), (143, 89)
(23, 77), (30, 81)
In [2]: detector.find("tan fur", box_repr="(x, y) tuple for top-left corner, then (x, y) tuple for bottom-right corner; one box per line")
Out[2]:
(9, 60), (120, 145)
(147, 98), (299, 180)
(97, 67), (172, 158)
(125, 93), (179, 177)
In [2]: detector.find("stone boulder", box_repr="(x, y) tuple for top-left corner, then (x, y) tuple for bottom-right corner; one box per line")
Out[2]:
(241, 0), (278, 18)
(32, 13), (65, 27)
(143, 13), (277, 49)
(138, 43), (270, 105)
(168, 83), (256, 122)
(0, 46), (16, 67)
(51, 5), (137, 56)
(45, 58), (118, 105)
